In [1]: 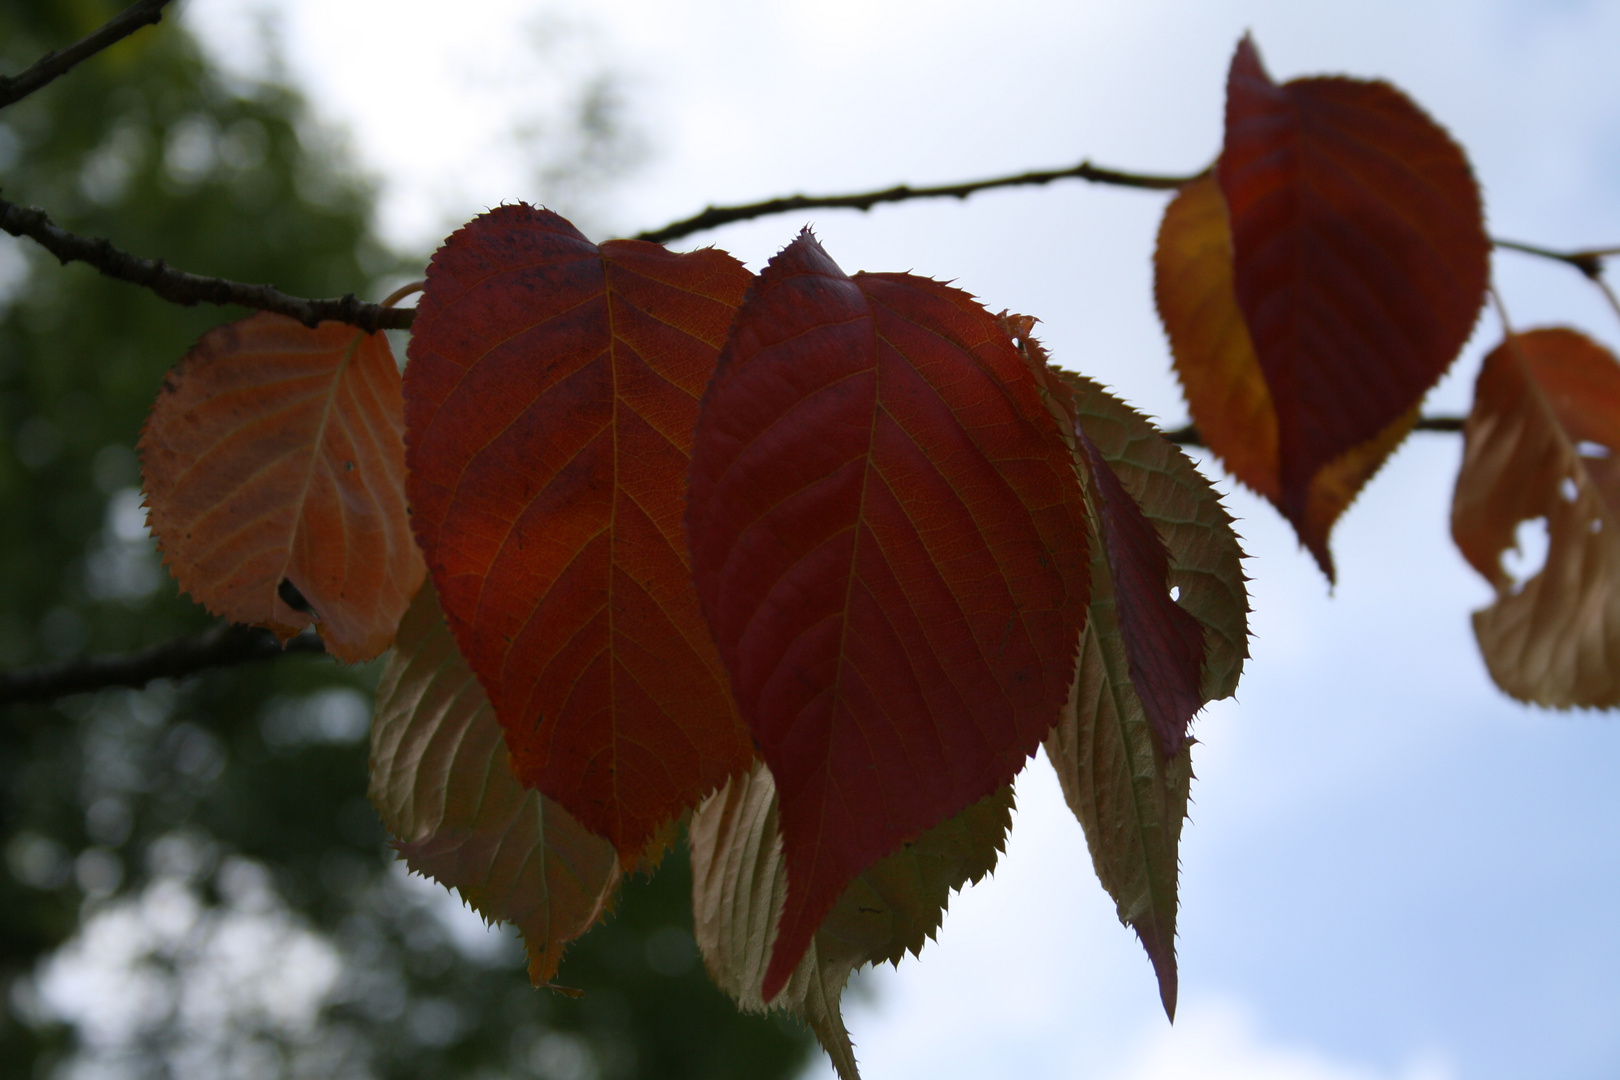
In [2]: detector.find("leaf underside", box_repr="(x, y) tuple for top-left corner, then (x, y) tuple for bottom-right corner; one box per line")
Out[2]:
(685, 229), (1089, 1000)
(1212, 35), (1488, 576)
(689, 760), (1013, 1080)
(139, 312), (423, 661)
(1452, 328), (1620, 706)
(370, 583), (622, 985)
(1042, 371), (1249, 1020)
(404, 204), (756, 864)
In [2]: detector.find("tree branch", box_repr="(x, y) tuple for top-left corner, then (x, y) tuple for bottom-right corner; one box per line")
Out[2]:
(0, 623), (327, 707)
(1161, 414), (1465, 447)
(633, 160), (1205, 245)
(0, 196), (415, 331)
(0, 0), (176, 110)
(1493, 238), (1619, 279)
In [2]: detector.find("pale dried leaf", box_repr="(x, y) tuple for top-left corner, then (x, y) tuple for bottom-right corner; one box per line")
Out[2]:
(1452, 328), (1620, 706)
(689, 761), (1013, 1080)
(371, 584), (621, 984)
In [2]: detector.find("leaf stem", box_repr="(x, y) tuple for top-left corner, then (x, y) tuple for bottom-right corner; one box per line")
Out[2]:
(0, 0), (175, 110)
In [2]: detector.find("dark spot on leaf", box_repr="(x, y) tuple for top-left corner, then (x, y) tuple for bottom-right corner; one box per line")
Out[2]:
(278, 578), (314, 614)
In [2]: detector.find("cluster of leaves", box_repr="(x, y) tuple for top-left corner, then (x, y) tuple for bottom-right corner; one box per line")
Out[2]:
(131, 33), (1620, 1078)
(0, 5), (811, 1079)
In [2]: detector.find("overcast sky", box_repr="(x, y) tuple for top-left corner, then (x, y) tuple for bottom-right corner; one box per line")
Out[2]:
(181, 2), (1620, 1078)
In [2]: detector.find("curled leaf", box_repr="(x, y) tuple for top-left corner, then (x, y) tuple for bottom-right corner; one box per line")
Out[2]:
(1042, 372), (1249, 1020)
(1156, 175), (1421, 579)
(140, 312), (423, 661)
(370, 584), (623, 984)
(686, 230), (1088, 1001)
(1209, 35), (1487, 576)
(405, 205), (756, 864)
(1452, 328), (1620, 707)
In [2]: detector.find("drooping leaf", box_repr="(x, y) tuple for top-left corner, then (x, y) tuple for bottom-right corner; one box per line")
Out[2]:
(1074, 425), (1206, 759)
(370, 583), (622, 985)
(1213, 35), (1488, 573)
(689, 759), (1013, 1080)
(1156, 173), (1422, 579)
(1452, 328), (1620, 707)
(139, 312), (423, 661)
(686, 230), (1089, 1000)
(404, 205), (756, 864)
(1040, 370), (1249, 1020)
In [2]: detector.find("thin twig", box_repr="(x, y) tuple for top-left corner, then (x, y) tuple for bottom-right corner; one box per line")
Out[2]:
(0, 196), (414, 331)
(0, 623), (327, 706)
(633, 160), (1205, 245)
(0, 0), (175, 110)
(1492, 238), (1619, 280)
(1161, 414), (1464, 447)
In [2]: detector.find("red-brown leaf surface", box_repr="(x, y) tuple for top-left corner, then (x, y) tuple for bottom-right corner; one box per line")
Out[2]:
(1216, 35), (1488, 559)
(404, 205), (756, 864)
(685, 230), (1089, 1001)
(1155, 175), (1419, 577)
(140, 312), (423, 662)
(1452, 328), (1620, 706)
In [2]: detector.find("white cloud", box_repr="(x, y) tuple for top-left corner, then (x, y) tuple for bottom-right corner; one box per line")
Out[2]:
(1105, 1000), (1454, 1080)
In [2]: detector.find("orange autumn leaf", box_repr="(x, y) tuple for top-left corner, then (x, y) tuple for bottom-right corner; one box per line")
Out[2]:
(1155, 173), (1420, 578)
(140, 312), (423, 661)
(1452, 328), (1620, 706)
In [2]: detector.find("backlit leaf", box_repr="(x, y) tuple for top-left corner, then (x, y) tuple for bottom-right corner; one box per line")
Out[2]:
(1156, 173), (1422, 578)
(405, 205), (756, 864)
(686, 230), (1089, 1000)
(1215, 35), (1488, 573)
(689, 760), (1013, 1080)
(371, 583), (622, 984)
(140, 312), (423, 662)
(1041, 371), (1249, 1020)
(1452, 328), (1620, 706)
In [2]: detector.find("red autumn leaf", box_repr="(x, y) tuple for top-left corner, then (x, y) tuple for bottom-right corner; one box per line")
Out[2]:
(1452, 328), (1620, 706)
(1217, 34), (1488, 562)
(1154, 175), (1419, 578)
(140, 312), (423, 662)
(685, 230), (1090, 1001)
(404, 204), (756, 865)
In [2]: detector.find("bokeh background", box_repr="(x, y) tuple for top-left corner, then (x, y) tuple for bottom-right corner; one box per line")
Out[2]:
(3, 2), (1618, 1079)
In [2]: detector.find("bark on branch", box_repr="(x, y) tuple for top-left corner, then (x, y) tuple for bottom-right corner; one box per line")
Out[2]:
(0, 196), (415, 331)
(1161, 414), (1464, 446)
(0, 0), (176, 110)
(633, 160), (1203, 245)
(0, 623), (327, 707)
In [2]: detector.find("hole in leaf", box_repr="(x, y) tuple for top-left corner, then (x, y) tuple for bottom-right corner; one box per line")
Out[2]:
(1592, 517), (1604, 534)
(1577, 440), (1611, 459)
(1501, 517), (1549, 594)
(1169, 585), (1182, 602)
(1560, 477), (1579, 503)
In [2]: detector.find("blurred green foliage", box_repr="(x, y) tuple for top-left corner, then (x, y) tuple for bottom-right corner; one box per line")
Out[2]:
(0, 4), (812, 1078)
